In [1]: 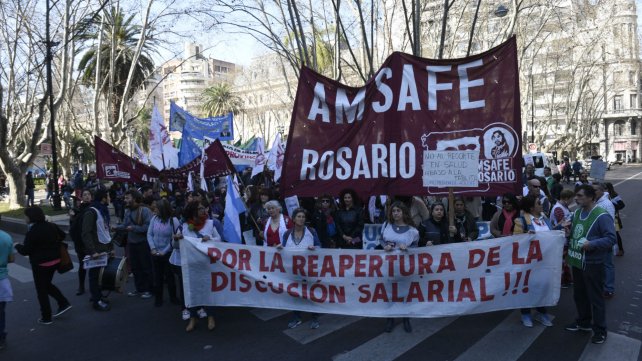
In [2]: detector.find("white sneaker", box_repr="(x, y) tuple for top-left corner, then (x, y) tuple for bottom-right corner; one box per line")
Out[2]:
(197, 308), (207, 319)
(181, 309), (190, 321)
(534, 313), (553, 327)
(521, 314), (533, 327)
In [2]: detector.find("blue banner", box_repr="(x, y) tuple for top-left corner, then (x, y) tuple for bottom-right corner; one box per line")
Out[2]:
(170, 102), (234, 166)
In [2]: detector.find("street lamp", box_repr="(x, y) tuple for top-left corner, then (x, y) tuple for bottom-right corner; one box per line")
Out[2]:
(77, 146), (84, 173)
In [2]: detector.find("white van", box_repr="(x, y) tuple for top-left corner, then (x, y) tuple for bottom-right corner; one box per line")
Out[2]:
(524, 152), (559, 177)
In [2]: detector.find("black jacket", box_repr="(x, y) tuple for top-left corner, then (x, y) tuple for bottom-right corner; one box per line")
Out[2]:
(334, 206), (365, 248)
(16, 222), (65, 266)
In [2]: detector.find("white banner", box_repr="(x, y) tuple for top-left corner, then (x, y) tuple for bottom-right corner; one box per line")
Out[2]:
(181, 231), (564, 318)
(223, 144), (258, 168)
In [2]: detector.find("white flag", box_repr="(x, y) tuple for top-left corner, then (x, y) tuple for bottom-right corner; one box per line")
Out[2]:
(267, 133), (285, 181)
(187, 172), (194, 192)
(149, 105), (177, 170)
(133, 142), (149, 165)
(250, 137), (266, 179)
(199, 146), (208, 191)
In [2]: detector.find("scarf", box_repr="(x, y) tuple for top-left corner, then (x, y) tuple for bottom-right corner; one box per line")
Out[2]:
(92, 201), (110, 227)
(264, 214), (287, 247)
(91, 207), (111, 244)
(186, 215), (208, 233)
(501, 209), (516, 236)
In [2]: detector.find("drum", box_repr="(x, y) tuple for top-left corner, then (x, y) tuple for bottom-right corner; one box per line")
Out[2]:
(99, 257), (128, 293)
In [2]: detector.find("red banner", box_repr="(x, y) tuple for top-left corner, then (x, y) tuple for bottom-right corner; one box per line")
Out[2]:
(281, 37), (523, 198)
(95, 136), (160, 183)
(161, 139), (235, 183)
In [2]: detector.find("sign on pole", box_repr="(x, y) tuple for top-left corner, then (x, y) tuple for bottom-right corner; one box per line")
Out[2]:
(40, 143), (52, 156)
(423, 151), (480, 188)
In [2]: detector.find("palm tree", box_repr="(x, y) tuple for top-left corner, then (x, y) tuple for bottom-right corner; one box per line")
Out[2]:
(77, 7), (156, 126)
(201, 83), (243, 117)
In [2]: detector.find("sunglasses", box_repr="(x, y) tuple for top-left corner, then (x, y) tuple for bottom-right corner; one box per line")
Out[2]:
(321, 199), (331, 203)
(531, 185), (541, 188)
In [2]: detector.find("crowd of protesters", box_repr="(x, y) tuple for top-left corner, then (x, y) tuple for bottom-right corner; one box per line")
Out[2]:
(5, 162), (623, 347)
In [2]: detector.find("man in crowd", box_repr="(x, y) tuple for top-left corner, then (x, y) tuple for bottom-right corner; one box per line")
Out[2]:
(69, 190), (94, 296)
(523, 178), (550, 214)
(565, 185), (616, 344)
(25, 171), (35, 207)
(81, 189), (112, 311)
(113, 190), (153, 299)
(593, 182), (616, 299)
(83, 171), (103, 194)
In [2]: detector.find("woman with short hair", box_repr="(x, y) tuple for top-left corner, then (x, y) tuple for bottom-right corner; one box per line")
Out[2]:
(263, 200), (293, 247)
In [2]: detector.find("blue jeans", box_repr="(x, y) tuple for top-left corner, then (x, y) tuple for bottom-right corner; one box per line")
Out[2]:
(0, 301), (5, 341)
(604, 250), (615, 293)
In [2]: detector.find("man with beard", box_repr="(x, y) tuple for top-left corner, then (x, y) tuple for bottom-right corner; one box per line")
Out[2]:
(490, 130), (510, 158)
(113, 190), (153, 299)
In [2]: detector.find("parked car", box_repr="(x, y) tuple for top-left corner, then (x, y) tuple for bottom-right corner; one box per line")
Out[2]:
(585, 155), (611, 172)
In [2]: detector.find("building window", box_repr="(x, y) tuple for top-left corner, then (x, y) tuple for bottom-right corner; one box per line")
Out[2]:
(614, 95), (623, 111)
(615, 120), (625, 136)
(631, 94), (638, 109)
(632, 119), (637, 135)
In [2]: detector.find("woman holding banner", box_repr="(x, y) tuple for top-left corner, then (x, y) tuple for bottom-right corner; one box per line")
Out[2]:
(175, 200), (220, 332)
(419, 203), (456, 246)
(489, 193), (521, 237)
(513, 194), (566, 328)
(380, 201), (419, 333)
(335, 189), (365, 249)
(278, 208), (322, 329)
(263, 200), (293, 247)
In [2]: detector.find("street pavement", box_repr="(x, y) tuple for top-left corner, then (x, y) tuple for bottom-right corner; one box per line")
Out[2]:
(1, 165), (642, 360)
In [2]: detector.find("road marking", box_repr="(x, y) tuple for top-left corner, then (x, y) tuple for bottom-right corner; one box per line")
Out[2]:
(614, 171), (642, 187)
(250, 308), (290, 321)
(283, 314), (362, 345)
(7, 263), (33, 283)
(332, 317), (457, 361)
(578, 332), (641, 361)
(454, 312), (555, 361)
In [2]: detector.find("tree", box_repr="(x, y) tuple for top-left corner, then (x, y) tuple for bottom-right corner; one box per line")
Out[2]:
(201, 83), (244, 117)
(0, 0), (89, 209)
(77, 6), (156, 137)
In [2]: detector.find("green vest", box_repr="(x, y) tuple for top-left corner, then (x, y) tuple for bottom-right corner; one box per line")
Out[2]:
(568, 206), (607, 269)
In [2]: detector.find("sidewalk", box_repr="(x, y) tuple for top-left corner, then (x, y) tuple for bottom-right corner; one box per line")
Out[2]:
(0, 189), (71, 234)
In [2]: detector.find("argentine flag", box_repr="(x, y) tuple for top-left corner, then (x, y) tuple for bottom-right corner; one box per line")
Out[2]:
(223, 175), (246, 244)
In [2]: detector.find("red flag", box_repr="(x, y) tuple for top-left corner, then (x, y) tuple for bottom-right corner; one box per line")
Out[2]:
(95, 136), (160, 183)
(161, 139), (234, 183)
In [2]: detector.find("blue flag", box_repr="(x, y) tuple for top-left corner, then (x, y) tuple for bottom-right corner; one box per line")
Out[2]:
(223, 175), (246, 244)
(170, 102), (234, 166)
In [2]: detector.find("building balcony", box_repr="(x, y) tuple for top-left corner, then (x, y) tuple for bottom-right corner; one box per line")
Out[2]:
(602, 108), (642, 119)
